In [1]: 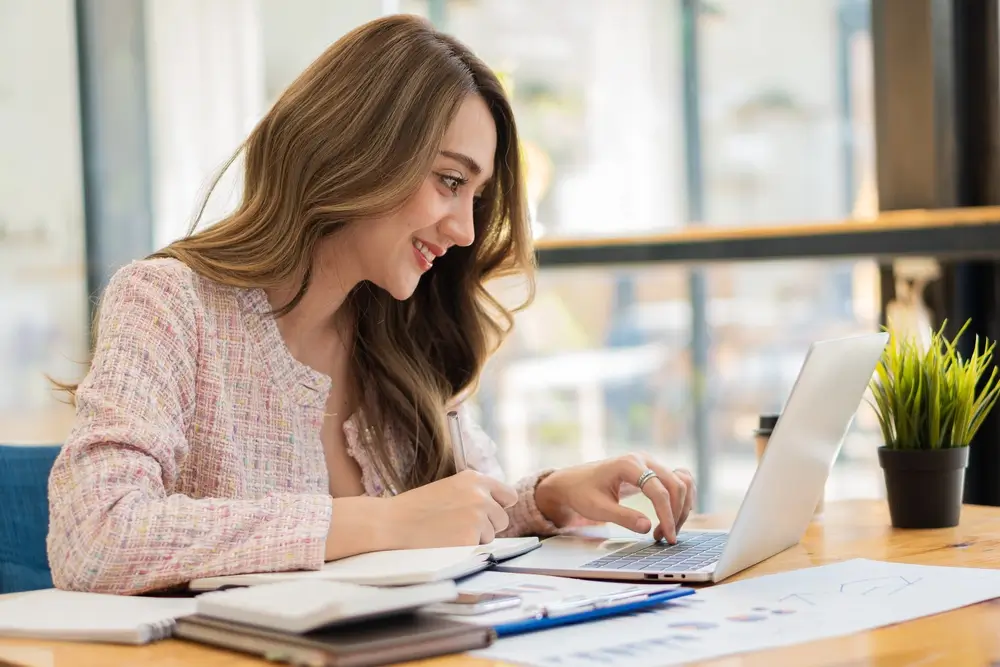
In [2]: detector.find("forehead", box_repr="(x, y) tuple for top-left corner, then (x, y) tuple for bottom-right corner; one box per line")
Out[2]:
(439, 94), (496, 181)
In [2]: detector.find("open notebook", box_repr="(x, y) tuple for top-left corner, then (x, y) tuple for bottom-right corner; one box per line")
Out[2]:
(0, 588), (196, 644)
(189, 537), (541, 591)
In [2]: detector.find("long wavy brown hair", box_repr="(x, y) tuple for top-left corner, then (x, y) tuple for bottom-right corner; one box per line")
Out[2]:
(60, 14), (535, 493)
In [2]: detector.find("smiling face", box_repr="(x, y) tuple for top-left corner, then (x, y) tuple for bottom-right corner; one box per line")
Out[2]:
(338, 93), (497, 301)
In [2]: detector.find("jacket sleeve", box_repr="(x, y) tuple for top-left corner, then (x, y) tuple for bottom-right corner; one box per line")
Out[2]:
(46, 261), (332, 595)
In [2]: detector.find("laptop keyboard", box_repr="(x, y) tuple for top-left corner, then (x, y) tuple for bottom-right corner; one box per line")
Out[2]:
(581, 532), (728, 572)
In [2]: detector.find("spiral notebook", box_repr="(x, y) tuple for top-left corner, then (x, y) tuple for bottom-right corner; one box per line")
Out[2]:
(0, 588), (196, 644)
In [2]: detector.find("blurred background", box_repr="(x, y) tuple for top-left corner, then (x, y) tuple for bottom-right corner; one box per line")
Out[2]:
(3, 0), (998, 514)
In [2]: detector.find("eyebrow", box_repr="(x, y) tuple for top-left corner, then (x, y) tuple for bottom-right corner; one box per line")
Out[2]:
(439, 150), (483, 176)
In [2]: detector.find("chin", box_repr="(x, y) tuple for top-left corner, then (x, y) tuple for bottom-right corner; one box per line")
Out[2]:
(380, 275), (421, 301)
(388, 287), (418, 301)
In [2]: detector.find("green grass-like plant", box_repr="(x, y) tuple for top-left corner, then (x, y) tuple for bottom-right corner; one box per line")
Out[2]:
(869, 319), (1000, 450)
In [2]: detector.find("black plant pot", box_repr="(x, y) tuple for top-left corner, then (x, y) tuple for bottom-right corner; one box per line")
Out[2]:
(878, 446), (969, 529)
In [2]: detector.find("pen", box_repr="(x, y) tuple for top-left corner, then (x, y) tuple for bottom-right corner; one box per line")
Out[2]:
(524, 590), (653, 619)
(447, 410), (468, 472)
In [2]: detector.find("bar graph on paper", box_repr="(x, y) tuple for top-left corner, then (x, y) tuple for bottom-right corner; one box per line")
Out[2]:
(474, 559), (1000, 667)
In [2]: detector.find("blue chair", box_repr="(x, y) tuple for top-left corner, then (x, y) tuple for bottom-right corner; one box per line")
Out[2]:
(0, 444), (61, 593)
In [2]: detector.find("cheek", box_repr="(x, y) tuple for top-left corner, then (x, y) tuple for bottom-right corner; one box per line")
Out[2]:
(401, 181), (447, 233)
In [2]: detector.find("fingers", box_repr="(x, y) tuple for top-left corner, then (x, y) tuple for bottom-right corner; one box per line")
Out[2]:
(478, 473), (518, 509)
(614, 456), (672, 541)
(672, 467), (696, 528)
(586, 498), (652, 534)
(646, 463), (685, 539)
(649, 467), (696, 541)
(455, 469), (518, 509)
(484, 494), (511, 536)
(478, 514), (496, 544)
(455, 470), (514, 542)
(617, 455), (698, 545)
(631, 464), (678, 544)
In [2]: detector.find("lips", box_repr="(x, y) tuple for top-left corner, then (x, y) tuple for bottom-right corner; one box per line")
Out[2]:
(413, 238), (437, 265)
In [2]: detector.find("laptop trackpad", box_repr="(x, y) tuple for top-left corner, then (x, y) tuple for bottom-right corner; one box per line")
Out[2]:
(497, 536), (643, 569)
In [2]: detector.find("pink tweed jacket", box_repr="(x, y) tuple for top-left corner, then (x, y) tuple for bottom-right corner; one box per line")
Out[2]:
(46, 258), (560, 595)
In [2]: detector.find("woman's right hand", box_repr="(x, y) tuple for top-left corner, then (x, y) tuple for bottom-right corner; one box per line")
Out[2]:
(382, 470), (518, 548)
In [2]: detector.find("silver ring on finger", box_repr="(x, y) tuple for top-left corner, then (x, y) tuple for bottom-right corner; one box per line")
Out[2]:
(636, 468), (658, 489)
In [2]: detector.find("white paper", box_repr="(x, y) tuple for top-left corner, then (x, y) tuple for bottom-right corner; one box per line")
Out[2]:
(435, 571), (679, 626)
(474, 558), (1000, 666)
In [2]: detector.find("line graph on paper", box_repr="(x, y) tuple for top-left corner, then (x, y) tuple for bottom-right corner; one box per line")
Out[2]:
(778, 575), (924, 606)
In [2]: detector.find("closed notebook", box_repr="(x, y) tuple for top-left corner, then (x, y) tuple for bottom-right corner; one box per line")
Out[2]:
(0, 588), (196, 644)
(174, 611), (495, 667)
(188, 537), (540, 590)
(194, 579), (459, 634)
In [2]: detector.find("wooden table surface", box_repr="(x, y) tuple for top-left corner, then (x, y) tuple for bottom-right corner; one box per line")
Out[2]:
(2, 498), (999, 667)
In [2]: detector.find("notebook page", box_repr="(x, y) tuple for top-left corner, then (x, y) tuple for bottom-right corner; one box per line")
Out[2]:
(475, 537), (540, 560)
(192, 546), (491, 589)
(319, 546), (483, 578)
(0, 589), (196, 644)
(189, 538), (541, 590)
(307, 539), (538, 583)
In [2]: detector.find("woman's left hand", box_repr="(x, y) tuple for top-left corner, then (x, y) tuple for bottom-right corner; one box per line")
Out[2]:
(534, 453), (697, 543)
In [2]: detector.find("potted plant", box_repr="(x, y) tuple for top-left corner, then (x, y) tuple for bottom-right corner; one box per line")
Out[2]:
(870, 319), (1000, 529)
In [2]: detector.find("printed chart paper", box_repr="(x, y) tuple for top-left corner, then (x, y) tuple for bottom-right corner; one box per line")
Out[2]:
(473, 558), (1000, 667)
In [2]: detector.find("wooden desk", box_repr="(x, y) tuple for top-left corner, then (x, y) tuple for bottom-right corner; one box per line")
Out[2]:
(2, 499), (999, 667)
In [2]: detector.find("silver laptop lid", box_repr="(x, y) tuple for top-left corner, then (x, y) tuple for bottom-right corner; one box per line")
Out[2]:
(712, 332), (888, 581)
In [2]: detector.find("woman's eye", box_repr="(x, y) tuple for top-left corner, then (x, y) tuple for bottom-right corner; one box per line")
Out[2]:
(440, 174), (465, 194)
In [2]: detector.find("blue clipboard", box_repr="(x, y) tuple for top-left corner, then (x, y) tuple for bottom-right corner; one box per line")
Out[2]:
(492, 587), (695, 638)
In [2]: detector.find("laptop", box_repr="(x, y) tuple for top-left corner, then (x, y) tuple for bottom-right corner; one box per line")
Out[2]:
(494, 332), (889, 585)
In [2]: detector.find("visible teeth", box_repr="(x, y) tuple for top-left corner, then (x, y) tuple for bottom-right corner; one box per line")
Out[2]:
(414, 239), (435, 264)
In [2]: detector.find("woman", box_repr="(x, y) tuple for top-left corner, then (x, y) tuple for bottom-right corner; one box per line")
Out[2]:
(47, 14), (695, 595)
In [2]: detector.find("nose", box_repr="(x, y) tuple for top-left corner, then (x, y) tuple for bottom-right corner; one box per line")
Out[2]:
(440, 201), (476, 248)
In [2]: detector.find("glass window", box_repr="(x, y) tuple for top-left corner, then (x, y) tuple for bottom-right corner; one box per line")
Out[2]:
(434, 0), (874, 237)
(441, 0), (688, 238)
(0, 0), (88, 444)
(145, 1), (874, 241)
(473, 258), (884, 513)
(699, 0), (875, 225)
